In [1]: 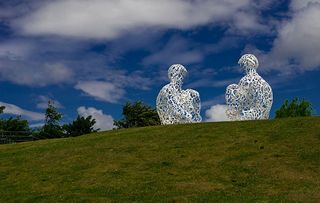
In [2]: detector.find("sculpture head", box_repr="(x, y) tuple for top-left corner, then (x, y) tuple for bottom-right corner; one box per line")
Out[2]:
(238, 54), (259, 74)
(168, 64), (187, 86)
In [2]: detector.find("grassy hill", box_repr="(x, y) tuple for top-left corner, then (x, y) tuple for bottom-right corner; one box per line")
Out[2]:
(0, 117), (320, 202)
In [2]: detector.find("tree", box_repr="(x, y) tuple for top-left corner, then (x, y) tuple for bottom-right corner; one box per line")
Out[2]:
(40, 101), (63, 138)
(275, 98), (313, 118)
(0, 106), (4, 114)
(63, 115), (98, 137)
(0, 106), (30, 132)
(0, 116), (30, 132)
(114, 101), (160, 128)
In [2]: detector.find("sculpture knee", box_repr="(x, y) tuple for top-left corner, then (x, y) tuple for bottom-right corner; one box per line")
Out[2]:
(226, 84), (241, 108)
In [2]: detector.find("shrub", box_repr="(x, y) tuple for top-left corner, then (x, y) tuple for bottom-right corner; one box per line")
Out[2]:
(114, 101), (160, 128)
(275, 98), (313, 118)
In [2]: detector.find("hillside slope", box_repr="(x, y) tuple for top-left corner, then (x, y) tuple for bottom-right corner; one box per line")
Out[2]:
(1, 117), (320, 202)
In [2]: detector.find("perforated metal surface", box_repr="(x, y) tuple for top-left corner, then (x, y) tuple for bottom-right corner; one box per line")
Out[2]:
(157, 64), (202, 124)
(226, 54), (273, 120)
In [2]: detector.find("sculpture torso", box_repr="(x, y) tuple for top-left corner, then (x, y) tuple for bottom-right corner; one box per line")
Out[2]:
(157, 83), (201, 124)
(156, 64), (202, 125)
(225, 54), (273, 120)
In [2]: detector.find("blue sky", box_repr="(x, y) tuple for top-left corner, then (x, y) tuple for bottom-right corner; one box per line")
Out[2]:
(0, 0), (319, 130)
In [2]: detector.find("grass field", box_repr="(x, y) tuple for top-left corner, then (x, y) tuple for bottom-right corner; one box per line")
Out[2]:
(0, 117), (320, 202)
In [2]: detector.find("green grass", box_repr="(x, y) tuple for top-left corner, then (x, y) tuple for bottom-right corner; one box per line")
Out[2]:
(1, 117), (320, 202)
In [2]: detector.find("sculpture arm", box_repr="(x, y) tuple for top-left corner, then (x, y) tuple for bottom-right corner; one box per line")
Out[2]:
(225, 84), (242, 119)
(186, 89), (202, 122)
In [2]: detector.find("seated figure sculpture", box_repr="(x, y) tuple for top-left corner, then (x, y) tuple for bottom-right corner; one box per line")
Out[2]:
(225, 54), (273, 120)
(157, 64), (202, 124)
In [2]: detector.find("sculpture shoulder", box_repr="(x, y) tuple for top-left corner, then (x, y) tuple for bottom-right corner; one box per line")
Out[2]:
(249, 73), (271, 89)
(157, 83), (177, 100)
(226, 83), (238, 90)
(185, 89), (200, 97)
(159, 83), (173, 93)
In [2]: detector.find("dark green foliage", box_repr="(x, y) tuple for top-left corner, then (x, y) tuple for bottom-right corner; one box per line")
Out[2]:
(63, 115), (98, 137)
(0, 106), (4, 114)
(0, 106), (31, 143)
(275, 98), (313, 118)
(114, 101), (160, 128)
(0, 106), (30, 132)
(45, 101), (62, 126)
(1, 103), (100, 142)
(0, 116), (30, 132)
(40, 101), (63, 138)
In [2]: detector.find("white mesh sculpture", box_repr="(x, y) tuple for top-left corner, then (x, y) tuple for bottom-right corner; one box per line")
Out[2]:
(225, 54), (273, 120)
(156, 64), (202, 124)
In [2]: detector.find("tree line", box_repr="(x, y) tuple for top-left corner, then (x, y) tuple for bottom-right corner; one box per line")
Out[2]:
(0, 100), (160, 140)
(0, 98), (314, 141)
(0, 101), (98, 139)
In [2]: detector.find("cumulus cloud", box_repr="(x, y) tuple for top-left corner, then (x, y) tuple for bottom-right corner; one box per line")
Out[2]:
(75, 81), (125, 103)
(77, 106), (115, 131)
(103, 70), (153, 91)
(290, 0), (320, 11)
(202, 94), (226, 109)
(13, 0), (265, 39)
(252, 1), (320, 73)
(0, 101), (44, 121)
(0, 38), (152, 105)
(0, 38), (78, 86)
(0, 40), (33, 60)
(0, 38), (86, 86)
(205, 104), (230, 122)
(2, 62), (73, 86)
(0, 38), (153, 90)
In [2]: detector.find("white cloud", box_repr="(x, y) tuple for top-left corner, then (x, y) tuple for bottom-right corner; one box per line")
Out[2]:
(229, 11), (268, 34)
(0, 1), (35, 20)
(102, 70), (153, 91)
(75, 81), (125, 103)
(290, 0), (320, 11)
(205, 104), (230, 122)
(0, 50), (74, 86)
(29, 123), (45, 128)
(0, 101), (44, 121)
(14, 0), (264, 39)
(271, 3), (320, 70)
(36, 95), (63, 109)
(77, 106), (115, 131)
(0, 40), (33, 60)
(252, 1), (320, 73)
(202, 95), (226, 109)
(0, 38), (153, 95)
(0, 38), (84, 86)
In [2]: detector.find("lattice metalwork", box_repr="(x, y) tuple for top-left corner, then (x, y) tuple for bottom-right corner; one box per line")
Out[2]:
(225, 54), (273, 120)
(157, 64), (202, 124)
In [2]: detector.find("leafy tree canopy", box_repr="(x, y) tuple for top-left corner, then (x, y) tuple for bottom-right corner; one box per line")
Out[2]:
(275, 97), (313, 118)
(40, 101), (63, 138)
(0, 106), (30, 132)
(63, 115), (98, 137)
(0, 106), (4, 114)
(0, 116), (30, 132)
(114, 101), (160, 128)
